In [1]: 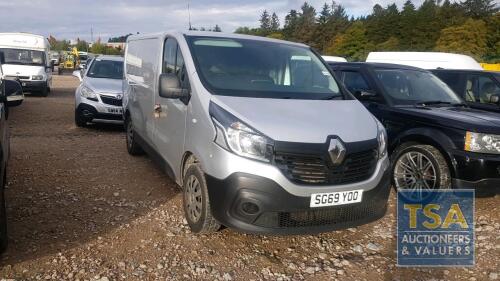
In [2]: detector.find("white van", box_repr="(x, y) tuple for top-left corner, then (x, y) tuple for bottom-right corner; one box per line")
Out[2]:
(366, 52), (483, 70)
(322, 56), (347, 63)
(123, 31), (390, 235)
(0, 33), (53, 96)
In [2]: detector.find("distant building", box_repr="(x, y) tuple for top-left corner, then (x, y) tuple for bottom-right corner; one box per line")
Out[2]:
(106, 42), (126, 50)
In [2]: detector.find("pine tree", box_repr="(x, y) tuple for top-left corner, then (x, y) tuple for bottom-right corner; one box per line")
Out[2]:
(260, 10), (272, 34)
(460, 0), (499, 19)
(283, 10), (300, 41)
(271, 13), (280, 32)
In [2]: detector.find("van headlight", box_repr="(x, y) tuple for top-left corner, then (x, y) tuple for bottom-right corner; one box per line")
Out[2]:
(210, 102), (273, 162)
(465, 131), (500, 154)
(376, 120), (387, 159)
(80, 86), (98, 100)
(32, 75), (44, 80)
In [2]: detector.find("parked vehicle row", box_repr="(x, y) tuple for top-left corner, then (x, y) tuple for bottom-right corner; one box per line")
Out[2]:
(69, 32), (499, 236)
(0, 61), (23, 252)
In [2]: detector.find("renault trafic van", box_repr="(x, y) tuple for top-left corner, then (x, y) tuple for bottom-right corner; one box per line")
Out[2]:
(123, 31), (390, 234)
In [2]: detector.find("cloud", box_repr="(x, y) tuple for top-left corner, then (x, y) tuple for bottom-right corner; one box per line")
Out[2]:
(0, 0), (424, 41)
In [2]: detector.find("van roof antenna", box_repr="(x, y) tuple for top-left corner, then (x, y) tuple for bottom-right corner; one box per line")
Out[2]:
(187, 0), (193, 30)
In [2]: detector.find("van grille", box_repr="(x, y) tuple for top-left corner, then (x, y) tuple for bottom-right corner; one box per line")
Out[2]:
(274, 149), (378, 185)
(100, 95), (122, 107)
(5, 75), (30, 80)
(254, 200), (386, 228)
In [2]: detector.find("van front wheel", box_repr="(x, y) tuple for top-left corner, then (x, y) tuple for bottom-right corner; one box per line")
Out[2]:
(125, 117), (144, 156)
(183, 164), (220, 233)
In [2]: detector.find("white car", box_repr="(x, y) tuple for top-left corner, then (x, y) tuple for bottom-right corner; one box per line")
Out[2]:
(73, 55), (124, 127)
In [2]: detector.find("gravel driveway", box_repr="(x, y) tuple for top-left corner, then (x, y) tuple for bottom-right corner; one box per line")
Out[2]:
(0, 75), (498, 280)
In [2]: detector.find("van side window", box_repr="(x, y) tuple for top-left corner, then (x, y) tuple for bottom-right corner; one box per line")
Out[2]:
(163, 39), (177, 74)
(175, 46), (186, 86)
(340, 71), (373, 93)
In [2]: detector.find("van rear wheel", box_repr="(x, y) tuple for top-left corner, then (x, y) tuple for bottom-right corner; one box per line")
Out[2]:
(183, 164), (220, 233)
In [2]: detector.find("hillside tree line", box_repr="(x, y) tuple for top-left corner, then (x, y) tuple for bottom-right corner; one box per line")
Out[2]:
(235, 0), (499, 62)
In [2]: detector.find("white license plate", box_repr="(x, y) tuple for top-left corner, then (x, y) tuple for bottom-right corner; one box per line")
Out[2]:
(310, 190), (363, 208)
(107, 108), (122, 114)
(22, 82), (26, 86)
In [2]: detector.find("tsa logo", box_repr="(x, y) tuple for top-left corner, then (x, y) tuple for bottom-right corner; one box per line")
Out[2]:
(397, 190), (474, 267)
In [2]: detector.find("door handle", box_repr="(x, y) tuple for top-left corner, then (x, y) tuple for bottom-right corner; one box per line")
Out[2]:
(154, 104), (162, 113)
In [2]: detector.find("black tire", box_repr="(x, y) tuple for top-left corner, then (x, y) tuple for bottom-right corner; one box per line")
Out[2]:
(183, 163), (220, 233)
(391, 143), (451, 196)
(0, 167), (8, 253)
(74, 109), (88, 127)
(40, 86), (49, 97)
(125, 116), (144, 155)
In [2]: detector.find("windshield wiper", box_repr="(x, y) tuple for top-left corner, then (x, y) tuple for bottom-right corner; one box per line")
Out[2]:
(321, 95), (343, 100)
(415, 100), (452, 106)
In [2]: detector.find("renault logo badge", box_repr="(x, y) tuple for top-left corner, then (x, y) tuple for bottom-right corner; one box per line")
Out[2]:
(328, 138), (346, 166)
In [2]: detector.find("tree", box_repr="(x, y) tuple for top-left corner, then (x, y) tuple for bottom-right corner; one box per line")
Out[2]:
(271, 13), (280, 32)
(108, 34), (133, 43)
(326, 21), (375, 61)
(376, 37), (400, 51)
(75, 39), (89, 52)
(283, 9), (300, 40)
(435, 18), (488, 60)
(460, 0), (499, 19)
(294, 2), (317, 46)
(260, 10), (272, 34)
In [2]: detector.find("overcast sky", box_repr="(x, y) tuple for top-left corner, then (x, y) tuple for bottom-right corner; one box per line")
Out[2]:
(0, 0), (424, 41)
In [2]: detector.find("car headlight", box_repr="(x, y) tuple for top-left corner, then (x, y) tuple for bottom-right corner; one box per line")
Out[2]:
(465, 131), (500, 154)
(32, 75), (44, 80)
(376, 119), (387, 159)
(210, 102), (273, 162)
(80, 86), (98, 100)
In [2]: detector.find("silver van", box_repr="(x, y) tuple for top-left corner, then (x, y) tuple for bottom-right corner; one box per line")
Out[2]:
(123, 31), (390, 234)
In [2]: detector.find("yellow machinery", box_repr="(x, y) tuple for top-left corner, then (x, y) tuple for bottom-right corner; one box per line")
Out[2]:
(480, 63), (500, 72)
(58, 47), (80, 75)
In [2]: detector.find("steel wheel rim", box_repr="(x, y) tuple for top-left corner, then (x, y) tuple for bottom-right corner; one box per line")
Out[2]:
(394, 151), (437, 195)
(185, 175), (203, 223)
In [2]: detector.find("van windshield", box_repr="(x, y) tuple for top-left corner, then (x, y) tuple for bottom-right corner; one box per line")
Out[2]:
(374, 68), (463, 106)
(87, 59), (123, 80)
(0, 48), (45, 66)
(186, 36), (342, 99)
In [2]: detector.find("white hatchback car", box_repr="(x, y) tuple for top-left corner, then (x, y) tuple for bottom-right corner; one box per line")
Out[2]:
(73, 55), (124, 127)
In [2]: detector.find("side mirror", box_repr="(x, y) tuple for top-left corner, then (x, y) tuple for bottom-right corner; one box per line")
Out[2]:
(489, 94), (500, 105)
(72, 70), (83, 82)
(159, 73), (189, 99)
(354, 89), (378, 100)
(3, 80), (23, 107)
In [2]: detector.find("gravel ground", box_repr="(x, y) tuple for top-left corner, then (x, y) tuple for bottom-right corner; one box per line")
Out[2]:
(0, 75), (498, 281)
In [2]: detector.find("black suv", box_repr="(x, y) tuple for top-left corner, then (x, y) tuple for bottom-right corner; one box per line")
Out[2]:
(329, 62), (500, 195)
(0, 63), (23, 252)
(431, 69), (500, 113)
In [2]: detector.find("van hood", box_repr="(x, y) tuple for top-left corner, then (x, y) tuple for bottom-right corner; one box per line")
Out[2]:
(1, 64), (45, 77)
(84, 77), (123, 94)
(211, 96), (378, 144)
(394, 106), (500, 133)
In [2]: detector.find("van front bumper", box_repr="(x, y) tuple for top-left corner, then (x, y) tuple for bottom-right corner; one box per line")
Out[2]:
(205, 169), (391, 235)
(19, 80), (46, 92)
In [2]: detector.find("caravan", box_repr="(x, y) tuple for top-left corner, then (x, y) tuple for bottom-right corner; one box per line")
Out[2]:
(0, 33), (53, 97)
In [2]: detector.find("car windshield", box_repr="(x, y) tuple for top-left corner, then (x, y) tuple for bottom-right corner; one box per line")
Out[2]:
(0, 48), (45, 66)
(87, 59), (123, 79)
(186, 36), (342, 99)
(374, 68), (463, 105)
